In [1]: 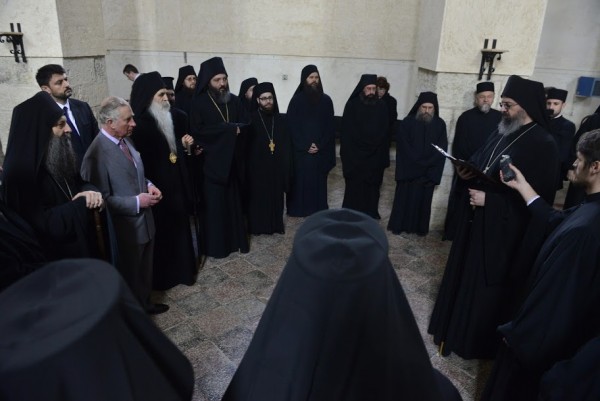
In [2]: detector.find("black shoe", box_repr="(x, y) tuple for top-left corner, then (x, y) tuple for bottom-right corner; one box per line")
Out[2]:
(147, 303), (169, 315)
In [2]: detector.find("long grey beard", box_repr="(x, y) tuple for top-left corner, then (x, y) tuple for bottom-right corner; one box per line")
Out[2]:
(478, 104), (491, 113)
(149, 101), (177, 153)
(498, 110), (527, 136)
(416, 110), (433, 123)
(45, 134), (78, 188)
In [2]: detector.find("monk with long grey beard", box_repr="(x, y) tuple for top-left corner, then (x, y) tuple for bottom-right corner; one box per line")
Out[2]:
(2, 91), (103, 261)
(428, 75), (559, 360)
(129, 71), (197, 291)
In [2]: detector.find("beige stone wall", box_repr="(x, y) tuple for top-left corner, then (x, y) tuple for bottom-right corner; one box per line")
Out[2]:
(56, 0), (106, 57)
(102, 0), (420, 60)
(416, 0), (548, 75)
(532, 0), (600, 126)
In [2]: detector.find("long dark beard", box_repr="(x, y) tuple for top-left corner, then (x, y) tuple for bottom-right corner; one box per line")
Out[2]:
(259, 105), (275, 115)
(45, 134), (79, 189)
(303, 82), (322, 103)
(209, 85), (231, 104)
(359, 92), (378, 105)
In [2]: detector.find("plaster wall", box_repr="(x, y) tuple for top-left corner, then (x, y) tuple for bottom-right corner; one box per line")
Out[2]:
(56, 0), (106, 57)
(437, 0), (548, 75)
(102, 0), (420, 60)
(415, 0), (445, 71)
(531, 0), (600, 125)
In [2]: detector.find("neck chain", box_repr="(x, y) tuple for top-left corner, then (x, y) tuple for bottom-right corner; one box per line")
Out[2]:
(483, 124), (537, 174)
(258, 110), (275, 154)
(207, 92), (229, 122)
(49, 173), (74, 200)
(63, 178), (73, 199)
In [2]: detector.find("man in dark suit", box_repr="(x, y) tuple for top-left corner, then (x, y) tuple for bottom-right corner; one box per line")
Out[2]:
(36, 64), (99, 168)
(81, 96), (168, 315)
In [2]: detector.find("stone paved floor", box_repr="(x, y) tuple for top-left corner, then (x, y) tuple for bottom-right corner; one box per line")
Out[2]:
(151, 160), (494, 401)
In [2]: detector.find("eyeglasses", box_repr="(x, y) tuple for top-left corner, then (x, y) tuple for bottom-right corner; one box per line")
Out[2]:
(258, 96), (273, 102)
(499, 102), (518, 110)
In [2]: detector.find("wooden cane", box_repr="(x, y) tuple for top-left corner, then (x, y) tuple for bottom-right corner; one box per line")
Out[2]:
(93, 209), (108, 261)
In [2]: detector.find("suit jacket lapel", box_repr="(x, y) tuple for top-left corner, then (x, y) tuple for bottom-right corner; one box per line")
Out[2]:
(124, 138), (146, 193)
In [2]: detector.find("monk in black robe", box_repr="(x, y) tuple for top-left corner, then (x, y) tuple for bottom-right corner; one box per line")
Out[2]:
(340, 74), (389, 219)
(481, 128), (600, 401)
(222, 209), (462, 401)
(0, 200), (46, 292)
(238, 77), (258, 113)
(546, 88), (576, 190)
(376, 76), (398, 137)
(443, 82), (501, 240)
(429, 75), (559, 359)
(2, 91), (104, 261)
(286, 65), (336, 217)
(246, 82), (291, 235)
(174, 65), (196, 116)
(129, 71), (197, 290)
(388, 91), (447, 235)
(538, 334), (600, 400)
(188, 57), (249, 258)
(563, 106), (600, 208)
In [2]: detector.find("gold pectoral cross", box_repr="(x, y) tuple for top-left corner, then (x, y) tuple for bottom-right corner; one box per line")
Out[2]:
(269, 140), (275, 154)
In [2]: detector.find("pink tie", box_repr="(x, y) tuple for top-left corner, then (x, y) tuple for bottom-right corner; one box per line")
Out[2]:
(119, 139), (134, 164)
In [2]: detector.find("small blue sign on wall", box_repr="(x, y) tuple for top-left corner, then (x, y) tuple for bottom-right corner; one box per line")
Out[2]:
(576, 77), (600, 97)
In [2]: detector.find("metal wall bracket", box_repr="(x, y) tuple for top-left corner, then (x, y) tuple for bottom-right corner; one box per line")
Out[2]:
(478, 39), (505, 81)
(0, 23), (27, 63)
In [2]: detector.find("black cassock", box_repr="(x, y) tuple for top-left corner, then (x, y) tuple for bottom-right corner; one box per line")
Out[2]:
(131, 111), (196, 290)
(563, 112), (600, 209)
(174, 89), (194, 116)
(286, 91), (336, 217)
(548, 115), (576, 189)
(221, 209), (461, 401)
(246, 111), (291, 235)
(0, 200), (46, 292)
(340, 97), (389, 219)
(429, 122), (559, 359)
(37, 170), (101, 260)
(538, 334), (600, 401)
(443, 107), (501, 240)
(189, 92), (249, 258)
(481, 193), (600, 401)
(0, 259), (194, 401)
(388, 116), (447, 235)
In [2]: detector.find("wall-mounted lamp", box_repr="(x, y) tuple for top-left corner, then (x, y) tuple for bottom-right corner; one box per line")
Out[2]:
(0, 23), (27, 63)
(478, 39), (505, 81)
